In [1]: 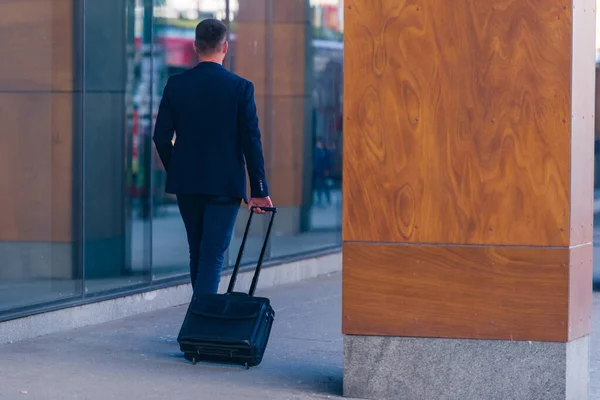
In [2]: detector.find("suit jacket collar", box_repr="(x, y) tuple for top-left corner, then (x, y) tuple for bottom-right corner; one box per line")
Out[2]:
(195, 61), (224, 69)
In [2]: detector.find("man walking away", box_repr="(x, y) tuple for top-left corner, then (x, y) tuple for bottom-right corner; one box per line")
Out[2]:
(152, 19), (273, 294)
(313, 138), (332, 207)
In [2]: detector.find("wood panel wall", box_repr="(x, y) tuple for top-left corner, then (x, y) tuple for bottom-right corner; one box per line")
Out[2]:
(0, 0), (74, 243)
(236, 0), (309, 206)
(342, 0), (595, 342)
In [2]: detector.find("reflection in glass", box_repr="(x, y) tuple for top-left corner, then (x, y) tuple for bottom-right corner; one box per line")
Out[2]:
(309, 1), (344, 251)
(226, 0), (344, 262)
(78, 0), (344, 293)
(0, 90), (82, 310)
(151, 0), (229, 279)
(82, 0), (151, 293)
(309, 36), (343, 242)
(311, 0), (344, 39)
(0, 0), (82, 311)
(1, 0), (346, 318)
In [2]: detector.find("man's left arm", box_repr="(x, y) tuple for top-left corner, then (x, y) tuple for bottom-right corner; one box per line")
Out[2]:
(238, 80), (272, 213)
(153, 78), (175, 171)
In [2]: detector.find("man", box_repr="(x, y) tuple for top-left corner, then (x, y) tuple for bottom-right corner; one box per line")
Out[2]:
(313, 138), (332, 207)
(153, 19), (273, 294)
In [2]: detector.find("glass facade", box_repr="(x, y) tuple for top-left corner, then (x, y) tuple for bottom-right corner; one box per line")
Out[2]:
(0, 0), (343, 318)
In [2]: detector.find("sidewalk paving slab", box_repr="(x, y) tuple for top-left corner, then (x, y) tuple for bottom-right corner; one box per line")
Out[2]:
(0, 273), (599, 400)
(0, 273), (346, 400)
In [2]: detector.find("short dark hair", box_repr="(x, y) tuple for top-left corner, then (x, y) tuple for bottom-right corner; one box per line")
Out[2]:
(195, 19), (227, 54)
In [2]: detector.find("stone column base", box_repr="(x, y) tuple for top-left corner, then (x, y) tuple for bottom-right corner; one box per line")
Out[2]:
(344, 335), (589, 400)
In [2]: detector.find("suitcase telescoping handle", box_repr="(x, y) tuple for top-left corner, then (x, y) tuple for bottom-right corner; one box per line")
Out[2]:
(227, 206), (277, 297)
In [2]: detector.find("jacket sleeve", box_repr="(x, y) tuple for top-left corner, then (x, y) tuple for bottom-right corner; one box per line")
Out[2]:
(153, 77), (175, 172)
(238, 80), (269, 198)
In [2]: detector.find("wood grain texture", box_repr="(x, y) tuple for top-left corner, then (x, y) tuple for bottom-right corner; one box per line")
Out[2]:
(0, 93), (73, 242)
(342, 242), (591, 342)
(569, 1), (595, 246)
(0, 0), (73, 91)
(343, 0), (573, 246)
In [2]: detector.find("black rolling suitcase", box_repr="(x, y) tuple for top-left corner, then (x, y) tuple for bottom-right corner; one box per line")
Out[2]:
(177, 206), (277, 369)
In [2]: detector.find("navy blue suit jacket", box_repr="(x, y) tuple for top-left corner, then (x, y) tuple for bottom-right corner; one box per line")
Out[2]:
(152, 62), (269, 202)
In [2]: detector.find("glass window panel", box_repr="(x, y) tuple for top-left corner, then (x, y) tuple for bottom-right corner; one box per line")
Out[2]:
(226, 0), (272, 267)
(307, 27), (343, 251)
(0, 0), (82, 312)
(150, 0), (344, 278)
(310, 0), (344, 39)
(81, 0), (151, 294)
(232, 0), (344, 262)
(152, 0), (229, 279)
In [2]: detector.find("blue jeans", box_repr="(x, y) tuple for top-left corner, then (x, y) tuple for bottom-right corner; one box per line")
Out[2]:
(176, 195), (240, 294)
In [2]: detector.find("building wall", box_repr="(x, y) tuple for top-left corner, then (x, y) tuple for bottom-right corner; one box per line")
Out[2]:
(0, 0), (77, 289)
(0, 0), (343, 319)
(342, 0), (593, 343)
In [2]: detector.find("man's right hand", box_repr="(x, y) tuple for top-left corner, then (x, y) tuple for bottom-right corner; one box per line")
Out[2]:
(248, 196), (273, 214)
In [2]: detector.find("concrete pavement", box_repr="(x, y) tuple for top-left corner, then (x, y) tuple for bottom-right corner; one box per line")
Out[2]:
(0, 273), (345, 400)
(0, 272), (599, 400)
